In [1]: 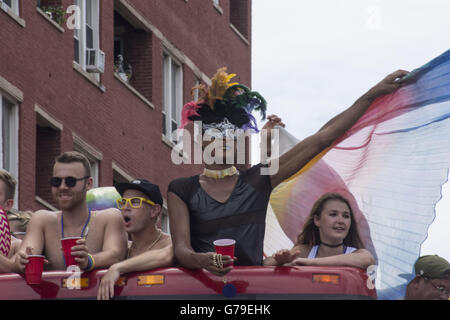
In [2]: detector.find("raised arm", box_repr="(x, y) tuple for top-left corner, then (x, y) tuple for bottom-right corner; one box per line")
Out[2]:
(167, 191), (233, 276)
(260, 115), (285, 162)
(269, 70), (409, 188)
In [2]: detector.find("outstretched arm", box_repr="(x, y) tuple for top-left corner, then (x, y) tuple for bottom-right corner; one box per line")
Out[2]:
(269, 70), (409, 188)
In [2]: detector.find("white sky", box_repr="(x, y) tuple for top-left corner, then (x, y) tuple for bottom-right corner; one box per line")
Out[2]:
(251, 0), (450, 261)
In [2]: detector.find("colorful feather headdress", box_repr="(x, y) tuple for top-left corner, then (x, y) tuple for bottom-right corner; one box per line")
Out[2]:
(180, 67), (267, 138)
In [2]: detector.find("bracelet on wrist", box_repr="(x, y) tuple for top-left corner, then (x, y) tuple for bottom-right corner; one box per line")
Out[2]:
(85, 253), (95, 272)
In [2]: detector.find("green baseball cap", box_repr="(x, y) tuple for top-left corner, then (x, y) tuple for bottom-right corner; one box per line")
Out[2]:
(414, 255), (450, 279)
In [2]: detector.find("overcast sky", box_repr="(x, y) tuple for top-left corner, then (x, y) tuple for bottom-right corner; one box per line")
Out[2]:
(251, 0), (450, 261)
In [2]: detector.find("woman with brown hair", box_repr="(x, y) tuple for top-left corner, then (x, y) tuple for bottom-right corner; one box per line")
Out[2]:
(264, 193), (375, 269)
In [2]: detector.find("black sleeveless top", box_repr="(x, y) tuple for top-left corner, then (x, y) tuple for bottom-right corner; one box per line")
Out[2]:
(168, 164), (273, 266)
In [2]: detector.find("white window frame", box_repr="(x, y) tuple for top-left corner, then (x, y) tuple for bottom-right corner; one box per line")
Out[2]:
(1, 0), (19, 15)
(162, 53), (183, 140)
(74, 0), (100, 76)
(0, 94), (19, 207)
(73, 133), (102, 188)
(112, 163), (134, 185)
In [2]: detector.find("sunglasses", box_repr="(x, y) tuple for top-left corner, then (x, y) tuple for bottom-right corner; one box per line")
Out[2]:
(50, 176), (89, 188)
(116, 197), (155, 209)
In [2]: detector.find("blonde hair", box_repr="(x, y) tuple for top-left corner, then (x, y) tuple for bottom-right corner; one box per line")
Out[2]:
(7, 208), (33, 232)
(0, 170), (17, 201)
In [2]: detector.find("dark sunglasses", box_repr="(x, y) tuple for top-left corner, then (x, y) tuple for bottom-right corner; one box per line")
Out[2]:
(50, 176), (89, 188)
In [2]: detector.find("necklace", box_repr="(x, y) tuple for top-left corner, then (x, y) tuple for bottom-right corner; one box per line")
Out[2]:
(320, 241), (343, 248)
(202, 166), (238, 179)
(61, 210), (91, 239)
(127, 230), (162, 259)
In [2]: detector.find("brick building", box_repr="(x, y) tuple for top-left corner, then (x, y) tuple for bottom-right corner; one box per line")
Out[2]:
(0, 0), (252, 229)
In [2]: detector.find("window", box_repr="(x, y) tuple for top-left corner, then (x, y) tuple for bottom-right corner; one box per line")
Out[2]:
(1, 0), (19, 15)
(162, 53), (183, 140)
(74, 0), (101, 72)
(0, 95), (19, 195)
(113, 10), (153, 102)
(73, 133), (102, 188)
(230, 0), (249, 39)
(35, 111), (61, 209)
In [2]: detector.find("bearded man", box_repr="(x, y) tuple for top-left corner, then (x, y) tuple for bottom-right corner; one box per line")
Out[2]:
(14, 151), (127, 272)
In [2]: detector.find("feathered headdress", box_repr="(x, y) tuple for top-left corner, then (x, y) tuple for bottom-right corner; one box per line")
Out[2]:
(180, 67), (267, 138)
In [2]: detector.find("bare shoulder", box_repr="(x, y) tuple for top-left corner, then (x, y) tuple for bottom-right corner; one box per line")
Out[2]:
(92, 208), (122, 222)
(160, 232), (172, 248)
(30, 210), (59, 224)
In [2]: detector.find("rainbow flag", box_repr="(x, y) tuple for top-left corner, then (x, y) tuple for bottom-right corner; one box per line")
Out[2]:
(267, 49), (450, 300)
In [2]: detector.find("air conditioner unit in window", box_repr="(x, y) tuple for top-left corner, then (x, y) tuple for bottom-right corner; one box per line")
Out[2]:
(86, 48), (105, 73)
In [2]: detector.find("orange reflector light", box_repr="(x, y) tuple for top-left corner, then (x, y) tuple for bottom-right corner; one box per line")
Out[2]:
(62, 277), (89, 289)
(116, 277), (127, 287)
(312, 274), (340, 285)
(137, 275), (164, 286)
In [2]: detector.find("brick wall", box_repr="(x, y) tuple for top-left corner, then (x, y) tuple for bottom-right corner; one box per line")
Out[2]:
(0, 0), (252, 212)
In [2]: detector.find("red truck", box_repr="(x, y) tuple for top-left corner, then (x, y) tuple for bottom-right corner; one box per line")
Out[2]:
(0, 266), (376, 300)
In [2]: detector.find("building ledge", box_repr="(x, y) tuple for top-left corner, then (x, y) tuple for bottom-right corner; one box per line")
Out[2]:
(0, 2), (25, 28)
(114, 73), (155, 110)
(230, 23), (249, 46)
(35, 196), (58, 211)
(0, 75), (24, 103)
(73, 62), (106, 93)
(161, 134), (176, 149)
(213, 3), (223, 15)
(36, 7), (65, 33)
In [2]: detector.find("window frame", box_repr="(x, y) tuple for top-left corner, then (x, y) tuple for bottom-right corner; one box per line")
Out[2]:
(162, 52), (183, 141)
(73, 133), (102, 188)
(74, 0), (100, 74)
(1, 0), (19, 15)
(0, 94), (19, 207)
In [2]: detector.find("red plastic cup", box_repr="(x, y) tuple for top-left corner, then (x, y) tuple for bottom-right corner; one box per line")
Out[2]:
(61, 237), (82, 267)
(25, 255), (45, 285)
(213, 239), (236, 266)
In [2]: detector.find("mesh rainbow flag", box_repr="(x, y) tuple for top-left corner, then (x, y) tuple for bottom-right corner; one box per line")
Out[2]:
(265, 49), (450, 300)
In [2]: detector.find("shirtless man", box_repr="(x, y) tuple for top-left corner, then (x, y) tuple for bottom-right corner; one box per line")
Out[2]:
(14, 151), (127, 272)
(0, 170), (21, 272)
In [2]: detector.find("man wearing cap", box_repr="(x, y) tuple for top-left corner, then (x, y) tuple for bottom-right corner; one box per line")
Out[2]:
(404, 255), (450, 300)
(97, 179), (173, 300)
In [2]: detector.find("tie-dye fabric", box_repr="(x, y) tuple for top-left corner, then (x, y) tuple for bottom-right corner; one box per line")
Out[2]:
(266, 50), (450, 300)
